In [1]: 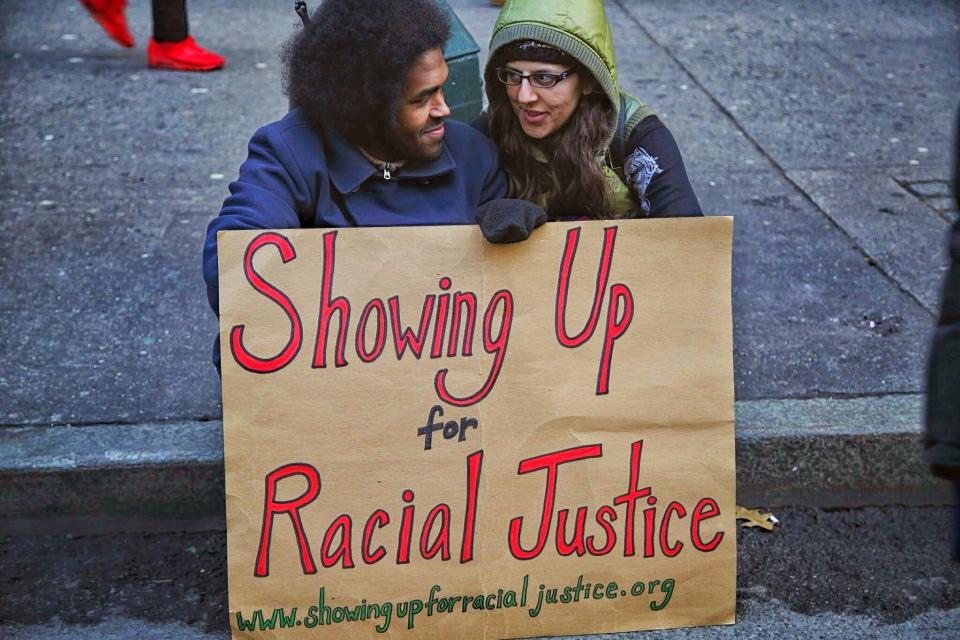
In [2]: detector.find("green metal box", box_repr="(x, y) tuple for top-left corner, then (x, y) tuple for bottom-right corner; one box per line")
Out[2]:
(439, 2), (484, 123)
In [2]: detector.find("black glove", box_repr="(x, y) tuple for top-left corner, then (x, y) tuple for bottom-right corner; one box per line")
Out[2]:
(476, 199), (547, 243)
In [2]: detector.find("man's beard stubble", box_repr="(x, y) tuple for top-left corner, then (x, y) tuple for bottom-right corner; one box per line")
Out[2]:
(381, 117), (445, 163)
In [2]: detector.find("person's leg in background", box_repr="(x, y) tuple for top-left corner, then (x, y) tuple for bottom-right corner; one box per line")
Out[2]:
(151, 0), (187, 41)
(954, 483), (960, 561)
(148, 0), (224, 71)
(80, 0), (224, 71)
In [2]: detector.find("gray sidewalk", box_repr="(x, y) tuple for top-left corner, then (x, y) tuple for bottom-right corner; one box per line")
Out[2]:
(1, 0), (958, 522)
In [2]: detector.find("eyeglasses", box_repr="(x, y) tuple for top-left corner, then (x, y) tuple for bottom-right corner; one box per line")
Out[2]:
(495, 67), (576, 89)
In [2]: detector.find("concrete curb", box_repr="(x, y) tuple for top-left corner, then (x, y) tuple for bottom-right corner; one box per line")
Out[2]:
(0, 421), (226, 535)
(0, 394), (951, 534)
(734, 394), (952, 507)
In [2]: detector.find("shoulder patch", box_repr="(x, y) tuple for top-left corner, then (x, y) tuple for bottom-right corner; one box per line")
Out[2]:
(624, 146), (663, 215)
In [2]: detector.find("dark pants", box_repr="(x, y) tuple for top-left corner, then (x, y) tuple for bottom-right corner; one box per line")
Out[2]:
(954, 483), (960, 561)
(152, 0), (188, 42)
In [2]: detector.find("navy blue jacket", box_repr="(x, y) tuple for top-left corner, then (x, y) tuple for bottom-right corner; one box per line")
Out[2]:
(203, 109), (507, 316)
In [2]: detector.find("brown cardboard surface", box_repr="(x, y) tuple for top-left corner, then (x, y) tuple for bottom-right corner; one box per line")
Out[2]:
(218, 218), (735, 638)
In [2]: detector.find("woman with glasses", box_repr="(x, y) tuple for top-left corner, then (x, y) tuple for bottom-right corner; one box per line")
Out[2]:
(478, 0), (701, 220)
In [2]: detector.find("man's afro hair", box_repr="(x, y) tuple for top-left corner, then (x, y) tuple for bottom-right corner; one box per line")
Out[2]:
(283, 0), (450, 149)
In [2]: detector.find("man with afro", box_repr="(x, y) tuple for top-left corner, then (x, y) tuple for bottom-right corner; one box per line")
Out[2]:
(203, 0), (507, 357)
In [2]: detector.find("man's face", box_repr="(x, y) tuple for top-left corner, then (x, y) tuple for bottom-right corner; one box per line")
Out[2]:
(384, 48), (450, 161)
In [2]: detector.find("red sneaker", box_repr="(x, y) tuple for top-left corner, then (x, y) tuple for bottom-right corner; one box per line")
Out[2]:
(80, 0), (135, 48)
(147, 36), (225, 72)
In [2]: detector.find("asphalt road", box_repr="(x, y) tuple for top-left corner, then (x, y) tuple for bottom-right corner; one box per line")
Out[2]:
(2, 505), (958, 638)
(1, 0), (957, 427)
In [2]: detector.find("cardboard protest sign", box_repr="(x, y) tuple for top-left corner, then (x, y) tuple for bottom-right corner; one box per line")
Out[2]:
(217, 218), (735, 638)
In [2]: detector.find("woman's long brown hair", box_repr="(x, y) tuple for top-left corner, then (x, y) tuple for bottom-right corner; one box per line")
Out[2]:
(488, 76), (615, 219)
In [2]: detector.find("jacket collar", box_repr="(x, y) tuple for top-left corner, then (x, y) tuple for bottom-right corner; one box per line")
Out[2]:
(325, 125), (457, 194)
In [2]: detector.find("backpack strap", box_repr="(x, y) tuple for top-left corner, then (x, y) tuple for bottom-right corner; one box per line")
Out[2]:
(608, 93), (658, 181)
(294, 1), (310, 25)
(608, 94), (628, 181)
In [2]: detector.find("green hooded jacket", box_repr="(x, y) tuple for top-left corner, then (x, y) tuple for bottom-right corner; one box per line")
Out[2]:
(484, 0), (655, 166)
